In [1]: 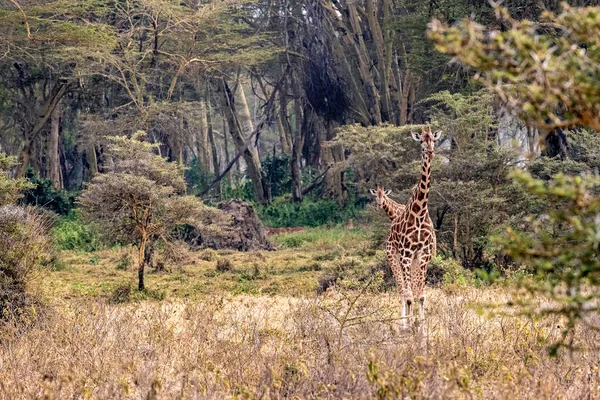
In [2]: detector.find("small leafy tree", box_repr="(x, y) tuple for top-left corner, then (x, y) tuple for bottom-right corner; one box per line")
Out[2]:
(79, 132), (228, 291)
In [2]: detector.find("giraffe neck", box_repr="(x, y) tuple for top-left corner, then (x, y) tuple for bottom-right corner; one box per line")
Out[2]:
(407, 152), (432, 218)
(382, 196), (402, 219)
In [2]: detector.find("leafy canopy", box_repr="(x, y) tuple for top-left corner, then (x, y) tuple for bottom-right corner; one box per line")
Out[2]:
(79, 131), (227, 247)
(428, 3), (600, 131)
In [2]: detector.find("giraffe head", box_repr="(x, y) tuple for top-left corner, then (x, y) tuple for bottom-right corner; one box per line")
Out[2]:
(411, 126), (442, 159)
(369, 186), (391, 208)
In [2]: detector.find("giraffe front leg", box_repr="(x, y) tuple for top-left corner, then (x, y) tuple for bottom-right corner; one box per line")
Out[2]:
(398, 254), (415, 327)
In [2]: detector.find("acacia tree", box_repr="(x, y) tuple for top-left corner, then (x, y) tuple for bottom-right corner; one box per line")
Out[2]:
(428, 3), (600, 347)
(79, 132), (228, 291)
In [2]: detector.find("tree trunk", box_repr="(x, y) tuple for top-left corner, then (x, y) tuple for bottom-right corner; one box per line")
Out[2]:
(236, 81), (254, 134)
(337, 1), (382, 124)
(47, 101), (63, 189)
(291, 97), (304, 202)
(138, 236), (147, 291)
(16, 82), (68, 178)
(364, 0), (391, 121)
(277, 90), (292, 154)
(206, 97), (222, 199)
(217, 79), (266, 203)
(400, 67), (411, 126)
(87, 145), (98, 178)
(223, 119), (233, 185)
(197, 100), (211, 172)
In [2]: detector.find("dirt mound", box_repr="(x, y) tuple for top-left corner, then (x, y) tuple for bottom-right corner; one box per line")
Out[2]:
(193, 200), (274, 251)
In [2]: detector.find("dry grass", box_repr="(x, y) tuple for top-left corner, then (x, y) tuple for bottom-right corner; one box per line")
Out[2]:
(0, 287), (598, 399)
(2, 227), (599, 399)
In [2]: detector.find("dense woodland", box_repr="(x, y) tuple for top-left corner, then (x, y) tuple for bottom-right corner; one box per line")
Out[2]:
(1, 0), (599, 262)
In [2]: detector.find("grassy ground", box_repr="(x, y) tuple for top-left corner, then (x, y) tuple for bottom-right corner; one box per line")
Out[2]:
(42, 227), (378, 300)
(1, 227), (599, 399)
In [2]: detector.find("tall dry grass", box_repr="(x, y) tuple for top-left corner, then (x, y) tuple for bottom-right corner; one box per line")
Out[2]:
(0, 287), (598, 399)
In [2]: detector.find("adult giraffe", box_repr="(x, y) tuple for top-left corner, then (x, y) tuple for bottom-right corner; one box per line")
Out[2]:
(386, 126), (440, 329)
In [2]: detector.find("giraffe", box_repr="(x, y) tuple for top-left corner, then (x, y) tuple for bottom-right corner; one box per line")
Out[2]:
(370, 187), (406, 220)
(386, 126), (440, 329)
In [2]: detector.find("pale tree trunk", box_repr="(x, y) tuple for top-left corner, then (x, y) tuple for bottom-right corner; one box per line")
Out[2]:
(236, 81), (254, 134)
(206, 98), (222, 199)
(337, 1), (382, 124)
(223, 119), (233, 185)
(47, 101), (63, 189)
(277, 90), (292, 154)
(16, 82), (68, 178)
(87, 146), (98, 178)
(218, 79), (266, 203)
(291, 96), (304, 202)
(197, 100), (211, 172)
(400, 67), (412, 126)
(364, 0), (391, 121)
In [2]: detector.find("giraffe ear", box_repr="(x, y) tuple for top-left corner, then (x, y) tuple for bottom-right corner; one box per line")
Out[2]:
(411, 131), (421, 142)
(384, 189), (391, 196)
(369, 189), (376, 196)
(433, 130), (442, 140)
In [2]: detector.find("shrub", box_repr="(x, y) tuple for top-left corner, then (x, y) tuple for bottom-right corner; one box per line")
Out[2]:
(428, 256), (472, 286)
(0, 206), (51, 320)
(316, 272), (340, 294)
(53, 215), (101, 252)
(115, 256), (130, 271)
(108, 283), (132, 304)
(23, 169), (75, 215)
(257, 199), (362, 228)
(216, 258), (234, 273)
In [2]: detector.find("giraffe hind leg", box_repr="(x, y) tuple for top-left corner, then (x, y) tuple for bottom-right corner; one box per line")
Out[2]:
(415, 241), (434, 324)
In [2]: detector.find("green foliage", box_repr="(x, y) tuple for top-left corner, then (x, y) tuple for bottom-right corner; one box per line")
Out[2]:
(0, 154), (33, 207)
(429, 256), (473, 286)
(22, 169), (75, 215)
(494, 170), (600, 352)
(258, 198), (361, 228)
(52, 215), (101, 252)
(262, 154), (292, 198)
(428, 3), (600, 131)
(185, 158), (216, 196)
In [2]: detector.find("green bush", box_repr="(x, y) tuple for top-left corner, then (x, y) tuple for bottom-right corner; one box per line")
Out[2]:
(23, 169), (75, 215)
(428, 256), (473, 286)
(257, 199), (361, 228)
(53, 215), (101, 252)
